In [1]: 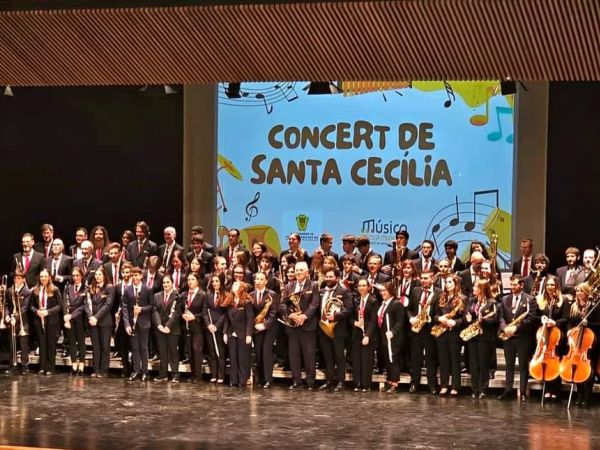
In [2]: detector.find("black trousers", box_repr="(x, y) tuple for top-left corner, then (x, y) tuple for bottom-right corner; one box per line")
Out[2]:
(33, 320), (58, 372)
(228, 335), (251, 385)
(274, 326), (289, 367)
(188, 330), (204, 379)
(287, 328), (317, 384)
(468, 337), (493, 394)
(156, 331), (179, 377)
(205, 329), (226, 380)
(318, 330), (347, 384)
(115, 322), (131, 375)
(254, 323), (279, 383)
(503, 335), (534, 394)
(351, 330), (375, 387)
(8, 329), (30, 367)
(90, 326), (112, 374)
(436, 329), (462, 390)
(66, 318), (86, 363)
(410, 329), (438, 388)
(129, 327), (150, 375)
(378, 330), (400, 383)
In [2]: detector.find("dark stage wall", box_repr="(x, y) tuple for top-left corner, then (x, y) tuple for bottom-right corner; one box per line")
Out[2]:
(546, 82), (600, 271)
(0, 86), (183, 276)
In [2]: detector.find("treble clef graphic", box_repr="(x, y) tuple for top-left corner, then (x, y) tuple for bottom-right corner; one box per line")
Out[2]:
(245, 192), (261, 221)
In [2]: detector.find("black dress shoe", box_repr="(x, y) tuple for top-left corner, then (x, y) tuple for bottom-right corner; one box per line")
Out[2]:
(408, 384), (417, 393)
(334, 382), (343, 392)
(471, 393), (478, 399)
(289, 382), (302, 390)
(479, 392), (487, 399)
(141, 373), (148, 382)
(430, 388), (438, 395)
(171, 377), (180, 384)
(38, 369), (46, 376)
(129, 372), (140, 381)
(520, 395), (527, 402)
(580, 401), (589, 408)
(362, 388), (371, 393)
(386, 386), (398, 394)
(354, 386), (362, 392)
(263, 382), (271, 389)
(69, 369), (77, 377)
(306, 384), (315, 391)
(154, 376), (167, 382)
(45, 371), (53, 376)
(497, 391), (514, 400)
(96, 373), (105, 378)
(20, 368), (29, 376)
(318, 383), (331, 390)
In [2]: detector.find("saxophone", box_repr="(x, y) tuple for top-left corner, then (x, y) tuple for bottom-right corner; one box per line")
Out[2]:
(498, 311), (529, 341)
(254, 294), (272, 325)
(431, 299), (464, 338)
(460, 306), (496, 342)
(411, 292), (433, 333)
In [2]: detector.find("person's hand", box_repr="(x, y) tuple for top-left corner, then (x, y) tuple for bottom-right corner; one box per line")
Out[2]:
(361, 336), (369, 346)
(223, 334), (228, 344)
(245, 336), (252, 345)
(163, 326), (171, 334)
(133, 305), (142, 315)
(254, 323), (266, 332)
(409, 317), (417, 325)
(208, 324), (217, 333)
(126, 326), (132, 336)
(385, 331), (393, 340)
(89, 316), (98, 327)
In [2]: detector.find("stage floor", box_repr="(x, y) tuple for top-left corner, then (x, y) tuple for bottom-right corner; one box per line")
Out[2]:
(1, 375), (599, 449)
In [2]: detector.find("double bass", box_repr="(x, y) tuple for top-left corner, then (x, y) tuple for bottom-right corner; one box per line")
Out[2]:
(529, 297), (561, 382)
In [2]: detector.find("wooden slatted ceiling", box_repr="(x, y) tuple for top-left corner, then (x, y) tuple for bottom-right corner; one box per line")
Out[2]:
(0, 0), (598, 86)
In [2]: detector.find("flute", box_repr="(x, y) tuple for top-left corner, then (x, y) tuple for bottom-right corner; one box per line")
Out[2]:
(386, 313), (393, 363)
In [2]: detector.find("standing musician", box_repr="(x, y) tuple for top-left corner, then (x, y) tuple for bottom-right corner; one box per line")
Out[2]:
(355, 236), (379, 276)
(512, 238), (534, 277)
(497, 275), (538, 401)
(567, 283), (600, 407)
(29, 269), (62, 375)
(222, 281), (255, 387)
(123, 266), (153, 382)
(70, 227), (88, 260)
(144, 255), (164, 294)
(181, 273), (207, 383)
(34, 223), (54, 258)
(458, 251), (484, 299)
(535, 275), (569, 400)
(524, 253), (551, 296)
(187, 237), (213, 277)
(45, 239), (73, 291)
(408, 271), (442, 394)
(204, 274), (227, 383)
(152, 275), (182, 383)
(434, 258), (453, 292)
(63, 267), (87, 376)
(104, 243), (123, 286)
(219, 228), (250, 267)
(4, 270), (31, 375)
(443, 240), (466, 272)
(464, 279), (498, 399)
(280, 232), (309, 266)
(416, 240), (439, 274)
(317, 268), (352, 391)
(396, 259), (420, 372)
(351, 278), (378, 392)
(280, 261), (320, 390)
(248, 241), (267, 274)
(127, 221), (158, 269)
(85, 268), (115, 378)
(383, 230), (419, 266)
(74, 240), (102, 285)
(340, 254), (361, 294)
(581, 249), (597, 280)
(114, 262), (133, 377)
(251, 272), (279, 389)
(120, 230), (134, 262)
(90, 225), (110, 263)
(158, 226), (184, 272)
(376, 282), (405, 393)
(203, 256), (228, 291)
(556, 247), (585, 302)
(319, 233), (339, 264)
(257, 252), (280, 294)
(432, 274), (466, 396)
(169, 250), (188, 293)
(11, 233), (45, 289)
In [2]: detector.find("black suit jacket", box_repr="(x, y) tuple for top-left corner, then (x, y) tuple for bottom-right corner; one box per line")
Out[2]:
(11, 251), (45, 289)
(84, 285), (115, 328)
(556, 265), (585, 296)
(499, 292), (537, 337)
(407, 286), (442, 330)
(181, 289), (208, 334)
(219, 245), (250, 266)
(63, 283), (86, 320)
(73, 257), (102, 285)
(158, 243), (184, 269)
(122, 284), (154, 330)
(6, 285), (31, 334)
(45, 254), (73, 288)
(458, 268), (477, 298)
(280, 280), (320, 332)
(251, 289), (279, 330)
(383, 248), (419, 266)
(449, 256), (466, 273)
(29, 287), (63, 326)
(127, 239), (158, 269)
(415, 257), (439, 274)
(202, 292), (226, 330)
(33, 241), (52, 258)
(186, 250), (213, 277)
(153, 290), (182, 335)
(143, 271), (164, 294)
(103, 261), (123, 285)
(352, 293), (378, 341)
(377, 299), (405, 352)
(318, 284), (352, 338)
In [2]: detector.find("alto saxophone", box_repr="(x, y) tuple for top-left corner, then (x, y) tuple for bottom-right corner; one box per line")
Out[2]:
(254, 294), (272, 325)
(498, 311), (529, 341)
(460, 307), (496, 342)
(431, 299), (464, 338)
(411, 294), (433, 333)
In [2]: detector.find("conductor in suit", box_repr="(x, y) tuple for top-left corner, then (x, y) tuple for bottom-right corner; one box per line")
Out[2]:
(127, 221), (158, 269)
(11, 233), (45, 289)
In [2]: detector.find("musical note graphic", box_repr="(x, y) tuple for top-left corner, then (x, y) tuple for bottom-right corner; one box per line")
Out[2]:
(487, 106), (514, 143)
(218, 82), (300, 112)
(449, 195), (460, 226)
(245, 192), (261, 221)
(255, 93), (273, 115)
(274, 84), (299, 102)
(443, 81), (455, 108)
(469, 87), (493, 126)
(464, 190), (498, 232)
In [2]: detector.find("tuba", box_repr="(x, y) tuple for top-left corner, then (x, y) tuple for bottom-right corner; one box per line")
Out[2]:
(319, 294), (343, 339)
(254, 294), (273, 325)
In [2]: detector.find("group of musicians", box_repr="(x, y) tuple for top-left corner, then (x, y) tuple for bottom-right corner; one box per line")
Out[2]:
(2, 224), (600, 406)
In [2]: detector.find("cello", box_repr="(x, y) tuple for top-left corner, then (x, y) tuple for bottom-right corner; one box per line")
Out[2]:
(529, 296), (561, 388)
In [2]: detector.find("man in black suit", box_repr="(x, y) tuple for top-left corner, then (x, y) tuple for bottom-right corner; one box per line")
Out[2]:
(361, 254), (391, 298)
(319, 233), (339, 265)
(190, 225), (215, 255)
(143, 256), (164, 294)
(11, 233), (45, 289)
(158, 226), (184, 272)
(218, 228), (250, 267)
(581, 248), (597, 281)
(33, 223), (54, 259)
(73, 240), (102, 285)
(114, 262), (133, 376)
(416, 239), (439, 274)
(383, 230), (419, 266)
(340, 234), (359, 268)
(251, 272), (280, 388)
(103, 243), (123, 286)
(152, 276), (182, 382)
(511, 238), (534, 277)
(122, 267), (154, 382)
(354, 235), (380, 276)
(45, 239), (73, 291)
(407, 270), (442, 394)
(497, 275), (538, 401)
(127, 221), (158, 269)
(187, 236), (213, 277)
(280, 261), (320, 389)
(443, 240), (466, 272)
(69, 227), (88, 260)
(317, 268), (352, 391)
(556, 246), (585, 302)
(340, 254), (361, 293)
(459, 251), (485, 298)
